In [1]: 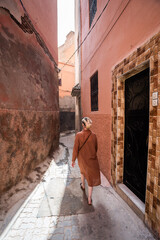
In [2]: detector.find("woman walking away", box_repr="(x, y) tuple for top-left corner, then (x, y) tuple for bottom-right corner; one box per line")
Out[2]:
(72, 117), (101, 205)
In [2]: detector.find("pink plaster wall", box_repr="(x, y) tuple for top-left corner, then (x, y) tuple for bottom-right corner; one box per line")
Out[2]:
(58, 32), (75, 131)
(80, 0), (160, 181)
(58, 32), (75, 100)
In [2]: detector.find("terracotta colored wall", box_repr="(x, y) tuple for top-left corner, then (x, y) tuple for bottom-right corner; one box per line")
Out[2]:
(58, 32), (75, 131)
(59, 62), (75, 110)
(22, 0), (58, 63)
(0, 1), (59, 194)
(80, 0), (160, 181)
(59, 32), (75, 66)
(59, 63), (75, 100)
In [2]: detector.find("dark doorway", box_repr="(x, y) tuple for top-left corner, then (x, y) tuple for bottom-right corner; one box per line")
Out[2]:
(124, 68), (149, 203)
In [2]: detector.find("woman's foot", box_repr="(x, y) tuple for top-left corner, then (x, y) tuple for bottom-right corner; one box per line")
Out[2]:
(88, 197), (92, 205)
(80, 183), (85, 191)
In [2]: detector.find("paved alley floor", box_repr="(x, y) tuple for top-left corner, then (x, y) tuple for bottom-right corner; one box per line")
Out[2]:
(0, 133), (157, 240)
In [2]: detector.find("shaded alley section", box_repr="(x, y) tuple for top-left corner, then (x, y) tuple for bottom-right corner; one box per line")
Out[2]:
(0, 133), (156, 240)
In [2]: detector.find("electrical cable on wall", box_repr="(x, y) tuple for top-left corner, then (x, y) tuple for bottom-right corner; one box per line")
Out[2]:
(81, 0), (131, 72)
(59, 0), (111, 72)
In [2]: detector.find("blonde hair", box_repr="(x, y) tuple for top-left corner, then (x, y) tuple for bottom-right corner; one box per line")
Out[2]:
(82, 117), (92, 129)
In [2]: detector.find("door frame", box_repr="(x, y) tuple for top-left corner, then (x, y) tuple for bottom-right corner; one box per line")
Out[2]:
(111, 32), (160, 234)
(111, 60), (150, 188)
(123, 66), (150, 202)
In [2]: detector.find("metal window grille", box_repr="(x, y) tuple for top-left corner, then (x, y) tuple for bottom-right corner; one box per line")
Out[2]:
(89, 0), (97, 27)
(90, 71), (98, 111)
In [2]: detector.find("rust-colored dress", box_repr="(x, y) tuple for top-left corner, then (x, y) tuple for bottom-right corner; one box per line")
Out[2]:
(72, 129), (101, 187)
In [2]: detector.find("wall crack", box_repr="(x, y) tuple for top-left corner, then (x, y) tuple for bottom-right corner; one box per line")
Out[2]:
(0, 6), (58, 72)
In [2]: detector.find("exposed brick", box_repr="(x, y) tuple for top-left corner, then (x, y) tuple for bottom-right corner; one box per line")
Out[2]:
(153, 196), (157, 209)
(137, 46), (145, 56)
(158, 173), (160, 186)
(129, 61), (135, 70)
(119, 68), (123, 74)
(146, 202), (149, 214)
(124, 58), (129, 65)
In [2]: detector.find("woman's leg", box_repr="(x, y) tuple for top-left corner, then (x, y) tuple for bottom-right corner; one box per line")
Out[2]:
(81, 174), (85, 189)
(88, 186), (93, 204)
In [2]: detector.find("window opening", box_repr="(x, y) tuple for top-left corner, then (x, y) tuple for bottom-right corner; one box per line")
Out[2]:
(89, 0), (97, 27)
(90, 71), (98, 111)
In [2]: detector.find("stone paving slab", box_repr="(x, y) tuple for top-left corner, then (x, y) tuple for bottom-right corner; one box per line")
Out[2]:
(0, 133), (157, 240)
(78, 186), (156, 240)
(38, 178), (94, 217)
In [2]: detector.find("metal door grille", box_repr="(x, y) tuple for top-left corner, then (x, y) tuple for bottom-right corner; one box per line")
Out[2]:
(124, 68), (149, 202)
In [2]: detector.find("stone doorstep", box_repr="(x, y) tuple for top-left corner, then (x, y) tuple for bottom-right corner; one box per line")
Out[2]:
(116, 183), (145, 222)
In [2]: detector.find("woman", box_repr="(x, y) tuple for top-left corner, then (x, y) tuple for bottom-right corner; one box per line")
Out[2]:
(72, 117), (101, 205)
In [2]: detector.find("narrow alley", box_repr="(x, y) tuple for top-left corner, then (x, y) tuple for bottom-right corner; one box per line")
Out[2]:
(0, 133), (156, 240)
(1, 0), (160, 239)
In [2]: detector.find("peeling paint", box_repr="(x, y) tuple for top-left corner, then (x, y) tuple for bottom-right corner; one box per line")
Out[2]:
(0, 6), (58, 71)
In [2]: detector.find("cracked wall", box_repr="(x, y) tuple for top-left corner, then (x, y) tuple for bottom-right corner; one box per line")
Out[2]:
(0, 2), (59, 194)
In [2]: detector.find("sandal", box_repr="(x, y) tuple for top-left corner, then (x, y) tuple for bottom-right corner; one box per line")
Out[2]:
(80, 183), (85, 191)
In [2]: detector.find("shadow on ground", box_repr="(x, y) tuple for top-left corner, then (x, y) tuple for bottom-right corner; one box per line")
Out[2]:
(46, 133), (156, 240)
(0, 157), (52, 235)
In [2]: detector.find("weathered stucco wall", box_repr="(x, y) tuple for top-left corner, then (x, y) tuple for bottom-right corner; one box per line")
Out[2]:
(20, 0), (58, 63)
(0, 1), (59, 194)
